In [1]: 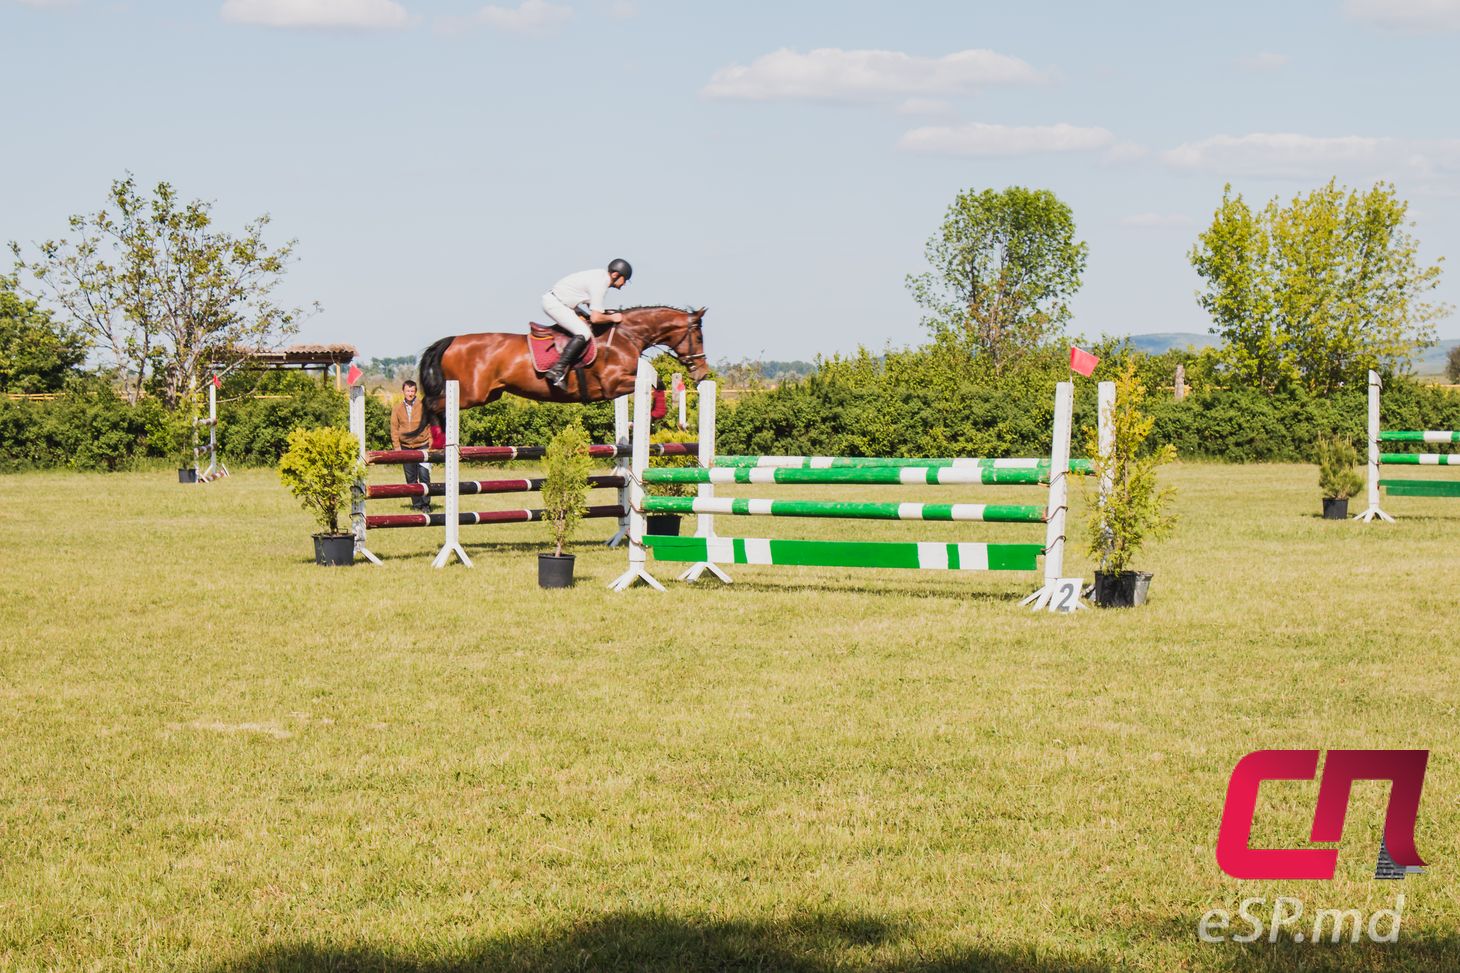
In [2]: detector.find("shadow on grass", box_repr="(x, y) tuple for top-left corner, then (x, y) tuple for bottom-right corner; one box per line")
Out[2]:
(205, 909), (1110, 973)
(206, 909), (1460, 973)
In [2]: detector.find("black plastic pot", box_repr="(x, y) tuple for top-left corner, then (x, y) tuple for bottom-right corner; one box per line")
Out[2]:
(1093, 571), (1153, 608)
(646, 513), (682, 536)
(178, 468), (197, 484)
(313, 533), (356, 566)
(1322, 497), (1349, 520)
(539, 552), (575, 588)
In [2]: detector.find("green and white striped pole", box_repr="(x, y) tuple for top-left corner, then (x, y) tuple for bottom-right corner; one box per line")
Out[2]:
(713, 455), (1095, 473)
(1379, 453), (1460, 464)
(643, 466), (1065, 485)
(643, 496), (1047, 522)
(647, 535), (1044, 571)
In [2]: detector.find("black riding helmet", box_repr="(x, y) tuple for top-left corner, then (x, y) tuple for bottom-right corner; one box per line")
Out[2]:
(607, 258), (633, 281)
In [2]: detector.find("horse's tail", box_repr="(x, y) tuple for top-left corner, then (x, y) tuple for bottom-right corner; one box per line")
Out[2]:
(410, 336), (454, 437)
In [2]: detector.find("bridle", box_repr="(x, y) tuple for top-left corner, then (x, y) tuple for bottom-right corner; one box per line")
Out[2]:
(675, 318), (707, 367)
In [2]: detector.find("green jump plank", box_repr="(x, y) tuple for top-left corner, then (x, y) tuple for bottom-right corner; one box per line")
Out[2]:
(1380, 453), (1460, 465)
(1379, 431), (1460, 443)
(1379, 479), (1460, 497)
(713, 455), (1095, 475)
(643, 535), (1043, 572)
(642, 495), (1046, 523)
(644, 466), (1060, 486)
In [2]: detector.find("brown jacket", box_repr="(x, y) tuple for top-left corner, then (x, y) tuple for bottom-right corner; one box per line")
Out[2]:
(390, 398), (432, 449)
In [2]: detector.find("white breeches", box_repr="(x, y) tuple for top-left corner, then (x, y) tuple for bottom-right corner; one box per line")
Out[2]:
(541, 293), (593, 340)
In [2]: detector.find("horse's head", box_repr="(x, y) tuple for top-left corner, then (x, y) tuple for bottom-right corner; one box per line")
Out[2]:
(622, 305), (711, 382)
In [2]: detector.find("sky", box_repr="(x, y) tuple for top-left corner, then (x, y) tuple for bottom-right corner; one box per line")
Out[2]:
(3, 0), (1459, 364)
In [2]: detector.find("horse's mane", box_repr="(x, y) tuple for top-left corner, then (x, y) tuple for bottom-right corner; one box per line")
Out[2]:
(617, 304), (695, 314)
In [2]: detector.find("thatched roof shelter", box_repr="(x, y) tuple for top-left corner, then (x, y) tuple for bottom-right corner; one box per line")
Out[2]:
(211, 343), (358, 369)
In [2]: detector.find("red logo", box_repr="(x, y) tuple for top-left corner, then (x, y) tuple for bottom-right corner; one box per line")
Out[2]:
(1217, 750), (1428, 880)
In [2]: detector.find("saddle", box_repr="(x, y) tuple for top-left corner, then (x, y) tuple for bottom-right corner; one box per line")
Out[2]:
(528, 322), (602, 374)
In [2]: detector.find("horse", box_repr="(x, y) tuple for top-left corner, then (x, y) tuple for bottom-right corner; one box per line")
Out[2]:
(411, 305), (710, 431)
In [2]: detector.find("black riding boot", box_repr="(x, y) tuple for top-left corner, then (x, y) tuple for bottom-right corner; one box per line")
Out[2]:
(545, 335), (588, 392)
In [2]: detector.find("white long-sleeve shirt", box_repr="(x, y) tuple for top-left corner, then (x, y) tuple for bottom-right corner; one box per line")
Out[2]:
(549, 269), (612, 312)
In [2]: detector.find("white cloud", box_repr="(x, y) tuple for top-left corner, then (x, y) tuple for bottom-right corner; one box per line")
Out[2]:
(703, 47), (1043, 103)
(607, 0), (637, 18)
(898, 122), (1116, 156)
(475, 0), (572, 33)
(1344, 0), (1460, 30)
(220, 0), (411, 29)
(1160, 132), (1460, 179)
(1122, 212), (1193, 228)
(1238, 51), (1290, 72)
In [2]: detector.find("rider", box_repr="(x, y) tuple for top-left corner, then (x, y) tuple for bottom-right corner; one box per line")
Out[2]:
(540, 258), (632, 391)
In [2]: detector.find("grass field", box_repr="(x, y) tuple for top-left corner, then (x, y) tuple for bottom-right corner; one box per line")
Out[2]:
(2, 462), (1459, 972)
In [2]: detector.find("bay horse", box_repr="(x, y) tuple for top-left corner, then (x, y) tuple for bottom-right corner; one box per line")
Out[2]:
(410, 305), (710, 433)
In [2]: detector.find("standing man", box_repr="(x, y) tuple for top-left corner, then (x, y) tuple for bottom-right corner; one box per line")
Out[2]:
(391, 380), (433, 512)
(540, 258), (632, 391)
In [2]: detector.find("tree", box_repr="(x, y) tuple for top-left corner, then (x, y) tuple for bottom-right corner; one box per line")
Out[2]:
(1190, 180), (1449, 395)
(11, 176), (316, 406)
(906, 186), (1088, 373)
(1448, 344), (1460, 384)
(0, 274), (87, 392)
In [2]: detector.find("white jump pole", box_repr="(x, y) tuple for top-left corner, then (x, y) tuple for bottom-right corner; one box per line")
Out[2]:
(432, 380), (472, 568)
(190, 380), (229, 483)
(349, 384), (382, 566)
(673, 373), (687, 430)
(609, 359), (666, 592)
(679, 380), (732, 584)
(1357, 369), (1393, 523)
(607, 393), (631, 547)
(1021, 380), (1076, 610)
(206, 382), (220, 479)
(1097, 379), (1115, 553)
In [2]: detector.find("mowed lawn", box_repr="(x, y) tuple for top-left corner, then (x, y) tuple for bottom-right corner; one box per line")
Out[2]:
(2, 462), (1459, 972)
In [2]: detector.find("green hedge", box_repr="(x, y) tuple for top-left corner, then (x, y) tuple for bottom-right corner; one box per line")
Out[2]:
(5, 352), (1458, 473)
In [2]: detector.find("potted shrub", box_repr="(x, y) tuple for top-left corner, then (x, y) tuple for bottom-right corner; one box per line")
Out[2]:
(644, 427), (697, 536)
(1315, 436), (1362, 519)
(539, 420), (593, 588)
(1085, 362), (1177, 607)
(278, 426), (365, 566)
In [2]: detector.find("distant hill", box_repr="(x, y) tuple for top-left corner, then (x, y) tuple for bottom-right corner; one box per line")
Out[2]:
(1122, 333), (1454, 377)
(1415, 339), (1459, 378)
(1125, 332), (1220, 354)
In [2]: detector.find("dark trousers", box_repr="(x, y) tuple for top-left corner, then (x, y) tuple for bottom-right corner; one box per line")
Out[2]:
(404, 462), (432, 510)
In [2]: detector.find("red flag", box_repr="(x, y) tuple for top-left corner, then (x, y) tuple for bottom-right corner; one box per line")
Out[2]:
(1069, 346), (1100, 377)
(211, 373), (222, 389)
(346, 363), (363, 386)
